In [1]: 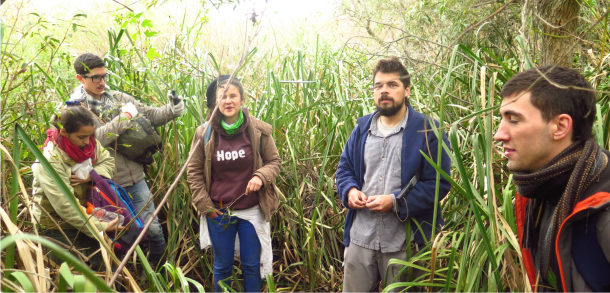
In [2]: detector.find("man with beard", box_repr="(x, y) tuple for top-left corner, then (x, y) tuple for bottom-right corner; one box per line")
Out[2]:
(337, 57), (451, 292)
(494, 65), (610, 292)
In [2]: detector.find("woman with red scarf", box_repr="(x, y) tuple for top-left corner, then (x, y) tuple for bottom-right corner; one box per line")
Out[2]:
(32, 103), (122, 270)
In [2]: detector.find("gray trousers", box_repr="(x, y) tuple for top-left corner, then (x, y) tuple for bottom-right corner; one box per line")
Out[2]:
(343, 243), (409, 292)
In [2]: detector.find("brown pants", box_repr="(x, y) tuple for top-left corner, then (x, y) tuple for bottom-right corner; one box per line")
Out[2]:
(343, 243), (419, 292)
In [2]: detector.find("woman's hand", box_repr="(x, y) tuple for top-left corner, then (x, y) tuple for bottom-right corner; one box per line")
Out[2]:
(245, 176), (263, 195)
(70, 172), (92, 186)
(105, 216), (124, 232)
(206, 209), (224, 218)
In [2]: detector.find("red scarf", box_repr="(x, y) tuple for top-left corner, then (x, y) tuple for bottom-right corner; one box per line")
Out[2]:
(43, 128), (97, 164)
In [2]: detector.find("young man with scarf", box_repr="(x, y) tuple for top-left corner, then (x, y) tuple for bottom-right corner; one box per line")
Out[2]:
(69, 53), (186, 270)
(336, 57), (451, 292)
(494, 65), (610, 292)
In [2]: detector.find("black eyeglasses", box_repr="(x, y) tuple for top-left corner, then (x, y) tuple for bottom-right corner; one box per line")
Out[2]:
(81, 73), (110, 83)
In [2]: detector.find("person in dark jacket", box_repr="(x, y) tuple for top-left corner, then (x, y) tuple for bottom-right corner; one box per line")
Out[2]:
(336, 57), (451, 292)
(494, 65), (610, 292)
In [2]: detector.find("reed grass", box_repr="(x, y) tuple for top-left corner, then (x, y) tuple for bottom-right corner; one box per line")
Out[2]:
(1, 3), (609, 292)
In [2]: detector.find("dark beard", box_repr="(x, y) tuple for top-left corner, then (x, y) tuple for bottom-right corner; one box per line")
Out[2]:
(376, 96), (405, 117)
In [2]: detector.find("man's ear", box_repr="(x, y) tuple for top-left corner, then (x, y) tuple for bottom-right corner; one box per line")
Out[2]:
(76, 74), (84, 84)
(405, 86), (411, 97)
(59, 128), (69, 138)
(552, 114), (573, 141)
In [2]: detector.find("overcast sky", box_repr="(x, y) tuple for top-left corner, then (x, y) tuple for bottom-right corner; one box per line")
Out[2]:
(7, 0), (336, 23)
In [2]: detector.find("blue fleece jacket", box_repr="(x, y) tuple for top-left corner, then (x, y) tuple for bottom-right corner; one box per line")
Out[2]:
(336, 105), (452, 246)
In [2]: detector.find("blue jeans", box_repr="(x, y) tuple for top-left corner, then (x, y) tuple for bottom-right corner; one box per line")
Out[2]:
(207, 212), (261, 292)
(124, 179), (167, 256)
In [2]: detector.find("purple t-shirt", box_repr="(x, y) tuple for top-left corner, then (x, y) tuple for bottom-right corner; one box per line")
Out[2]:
(210, 114), (259, 210)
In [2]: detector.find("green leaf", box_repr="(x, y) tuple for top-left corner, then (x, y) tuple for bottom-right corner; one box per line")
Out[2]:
(135, 245), (163, 291)
(208, 52), (220, 73)
(547, 270), (558, 291)
(141, 19), (154, 28)
(516, 35), (535, 70)
(58, 262), (75, 291)
(175, 268), (190, 293)
(73, 275), (96, 293)
(185, 277), (205, 293)
(266, 273), (276, 292)
(144, 30), (158, 38)
(9, 271), (35, 293)
(146, 47), (161, 60)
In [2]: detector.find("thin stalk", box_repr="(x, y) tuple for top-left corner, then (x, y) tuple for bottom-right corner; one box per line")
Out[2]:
(108, 105), (217, 286)
(431, 44), (457, 238)
(4, 126), (21, 277)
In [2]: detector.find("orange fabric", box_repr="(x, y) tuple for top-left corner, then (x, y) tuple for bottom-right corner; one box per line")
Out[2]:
(555, 192), (610, 292)
(571, 192), (610, 215)
(96, 187), (118, 207)
(521, 247), (537, 288)
(515, 194), (537, 286)
(515, 194), (529, 246)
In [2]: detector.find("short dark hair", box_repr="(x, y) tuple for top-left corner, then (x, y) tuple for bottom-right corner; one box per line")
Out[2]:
(74, 53), (105, 75)
(501, 65), (596, 142)
(53, 105), (95, 133)
(373, 57), (411, 88)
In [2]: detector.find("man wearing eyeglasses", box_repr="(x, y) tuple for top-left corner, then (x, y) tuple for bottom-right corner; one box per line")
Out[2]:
(69, 52), (185, 271)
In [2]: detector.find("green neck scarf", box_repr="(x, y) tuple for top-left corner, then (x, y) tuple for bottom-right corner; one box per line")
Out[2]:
(221, 110), (244, 135)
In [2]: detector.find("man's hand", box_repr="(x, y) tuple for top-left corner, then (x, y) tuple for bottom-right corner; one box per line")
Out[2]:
(365, 194), (394, 213)
(245, 176), (263, 195)
(206, 208), (224, 219)
(105, 216), (124, 232)
(347, 188), (367, 210)
(121, 102), (138, 118)
(70, 172), (92, 186)
(168, 90), (185, 115)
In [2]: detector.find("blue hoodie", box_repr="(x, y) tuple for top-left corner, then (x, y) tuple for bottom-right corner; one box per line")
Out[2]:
(336, 105), (452, 246)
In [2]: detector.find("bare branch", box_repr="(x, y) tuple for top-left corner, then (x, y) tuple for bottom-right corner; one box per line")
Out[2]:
(111, 0), (134, 12)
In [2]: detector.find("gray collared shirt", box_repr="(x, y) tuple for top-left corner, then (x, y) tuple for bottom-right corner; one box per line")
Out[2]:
(350, 110), (410, 252)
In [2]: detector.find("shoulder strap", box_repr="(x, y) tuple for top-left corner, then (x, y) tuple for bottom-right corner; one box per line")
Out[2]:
(571, 212), (610, 291)
(203, 122), (212, 145)
(89, 169), (105, 187)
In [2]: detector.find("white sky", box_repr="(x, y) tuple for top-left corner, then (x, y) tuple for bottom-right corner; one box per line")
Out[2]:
(5, 0), (336, 24)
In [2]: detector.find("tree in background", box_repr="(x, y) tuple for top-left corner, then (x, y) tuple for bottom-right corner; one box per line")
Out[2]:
(537, 0), (581, 67)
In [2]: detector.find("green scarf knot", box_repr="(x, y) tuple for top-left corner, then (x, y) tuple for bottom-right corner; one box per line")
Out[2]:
(221, 110), (244, 135)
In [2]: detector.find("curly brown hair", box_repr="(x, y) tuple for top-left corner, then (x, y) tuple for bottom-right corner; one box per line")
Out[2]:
(373, 57), (411, 88)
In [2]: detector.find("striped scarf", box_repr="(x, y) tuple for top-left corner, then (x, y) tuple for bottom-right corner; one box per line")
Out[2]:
(69, 85), (111, 117)
(514, 138), (608, 290)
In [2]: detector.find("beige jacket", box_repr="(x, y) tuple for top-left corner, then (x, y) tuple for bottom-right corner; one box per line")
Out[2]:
(186, 113), (281, 221)
(32, 139), (114, 238)
(70, 86), (182, 186)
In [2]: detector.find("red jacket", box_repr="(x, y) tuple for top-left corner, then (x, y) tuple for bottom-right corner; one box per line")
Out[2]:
(516, 150), (610, 292)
